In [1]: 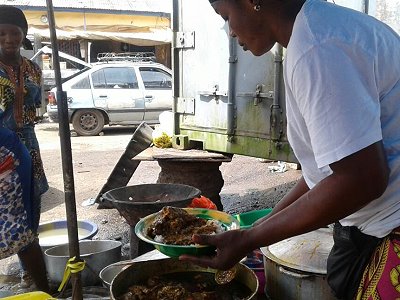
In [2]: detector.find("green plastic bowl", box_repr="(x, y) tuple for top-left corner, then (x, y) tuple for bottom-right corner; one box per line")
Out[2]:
(233, 208), (272, 229)
(135, 208), (240, 258)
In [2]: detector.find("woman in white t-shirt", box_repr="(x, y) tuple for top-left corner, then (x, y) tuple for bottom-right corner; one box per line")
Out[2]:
(179, 0), (400, 299)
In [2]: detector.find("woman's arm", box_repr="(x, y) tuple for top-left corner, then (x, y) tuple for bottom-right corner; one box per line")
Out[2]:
(181, 141), (390, 270)
(248, 140), (390, 249)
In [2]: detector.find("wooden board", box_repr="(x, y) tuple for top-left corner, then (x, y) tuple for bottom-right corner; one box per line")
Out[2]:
(133, 147), (232, 162)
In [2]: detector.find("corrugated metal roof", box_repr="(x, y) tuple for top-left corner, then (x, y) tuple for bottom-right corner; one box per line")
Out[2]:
(0, 0), (172, 15)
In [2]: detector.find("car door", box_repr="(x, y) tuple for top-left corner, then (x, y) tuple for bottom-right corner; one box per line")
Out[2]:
(138, 67), (172, 123)
(91, 66), (145, 124)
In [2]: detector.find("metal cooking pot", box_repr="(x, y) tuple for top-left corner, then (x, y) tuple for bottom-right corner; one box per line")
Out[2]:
(44, 240), (122, 287)
(100, 249), (169, 288)
(260, 228), (339, 300)
(110, 258), (259, 299)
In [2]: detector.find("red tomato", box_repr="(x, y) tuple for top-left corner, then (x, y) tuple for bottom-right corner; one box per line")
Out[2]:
(188, 195), (217, 210)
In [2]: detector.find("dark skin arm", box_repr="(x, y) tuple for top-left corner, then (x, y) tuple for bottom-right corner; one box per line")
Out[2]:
(180, 141), (390, 270)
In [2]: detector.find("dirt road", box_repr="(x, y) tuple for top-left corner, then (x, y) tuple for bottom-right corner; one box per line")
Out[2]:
(36, 120), (301, 220)
(0, 120), (302, 293)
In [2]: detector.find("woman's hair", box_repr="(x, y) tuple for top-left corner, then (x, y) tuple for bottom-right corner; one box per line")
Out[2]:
(0, 5), (33, 50)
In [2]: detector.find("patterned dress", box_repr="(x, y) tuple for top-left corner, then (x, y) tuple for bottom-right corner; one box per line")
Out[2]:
(356, 229), (400, 300)
(0, 57), (48, 233)
(0, 127), (35, 259)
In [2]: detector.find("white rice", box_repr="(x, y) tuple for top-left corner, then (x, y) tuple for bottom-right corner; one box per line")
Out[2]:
(207, 220), (225, 234)
(154, 235), (164, 243)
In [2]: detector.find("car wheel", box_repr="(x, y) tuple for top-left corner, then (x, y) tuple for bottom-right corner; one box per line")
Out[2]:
(72, 109), (105, 136)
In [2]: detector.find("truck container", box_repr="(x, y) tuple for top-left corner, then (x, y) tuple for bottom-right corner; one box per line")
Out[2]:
(171, 0), (392, 162)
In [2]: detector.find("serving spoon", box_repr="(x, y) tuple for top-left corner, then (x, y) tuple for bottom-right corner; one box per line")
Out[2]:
(215, 265), (238, 284)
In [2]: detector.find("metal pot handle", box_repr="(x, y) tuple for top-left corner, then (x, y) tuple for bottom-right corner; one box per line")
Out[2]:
(278, 266), (312, 279)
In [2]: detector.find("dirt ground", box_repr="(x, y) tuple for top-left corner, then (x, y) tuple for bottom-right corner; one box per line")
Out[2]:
(0, 119), (302, 296)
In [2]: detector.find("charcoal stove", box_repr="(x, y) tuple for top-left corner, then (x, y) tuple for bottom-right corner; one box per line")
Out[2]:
(101, 183), (201, 258)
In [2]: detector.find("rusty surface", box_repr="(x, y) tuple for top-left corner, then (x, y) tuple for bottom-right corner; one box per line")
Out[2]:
(157, 160), (224, 210)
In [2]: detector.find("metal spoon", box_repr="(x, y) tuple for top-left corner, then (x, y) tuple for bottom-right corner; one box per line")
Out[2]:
(215, 265), (238, 285)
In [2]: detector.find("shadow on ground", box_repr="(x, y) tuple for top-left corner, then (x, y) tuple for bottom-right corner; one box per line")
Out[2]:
(222, 180), (298, 215)
(41, 187), (65, 213)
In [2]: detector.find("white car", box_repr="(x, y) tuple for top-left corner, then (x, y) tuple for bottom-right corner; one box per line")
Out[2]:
(47, 60), (172, 136)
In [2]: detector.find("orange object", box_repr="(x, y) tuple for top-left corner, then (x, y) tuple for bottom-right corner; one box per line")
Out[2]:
(0, 155), (15, 174)
(188, 195), (217, 210)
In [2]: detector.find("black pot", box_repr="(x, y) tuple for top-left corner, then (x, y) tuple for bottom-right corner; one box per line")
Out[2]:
(102, 183), (201, 226)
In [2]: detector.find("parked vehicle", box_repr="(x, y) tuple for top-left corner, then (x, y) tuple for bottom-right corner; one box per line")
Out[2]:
(33, 45), (90, 100)
(47, 54), (172, 136)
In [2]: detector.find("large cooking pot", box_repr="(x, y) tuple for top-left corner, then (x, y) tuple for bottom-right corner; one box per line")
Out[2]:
(44, 240), (122, 286)
(260, 228), (339, 300)
(110, 258), (259, 299)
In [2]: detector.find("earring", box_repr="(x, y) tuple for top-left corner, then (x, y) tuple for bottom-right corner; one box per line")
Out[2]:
(254, 4), (261, 11)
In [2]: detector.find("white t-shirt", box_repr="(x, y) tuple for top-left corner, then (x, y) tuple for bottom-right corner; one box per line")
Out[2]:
(284, 0), (400, 237)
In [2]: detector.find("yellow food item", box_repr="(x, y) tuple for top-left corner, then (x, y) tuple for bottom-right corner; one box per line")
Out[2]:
(153, 132), (172, 148)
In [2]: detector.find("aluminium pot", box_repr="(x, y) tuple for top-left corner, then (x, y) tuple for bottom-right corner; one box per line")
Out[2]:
(99, 250), (169, 288)
(260, 228), (339, 300)
(44, 239), (122, 287)
(110, 258), (259, 299)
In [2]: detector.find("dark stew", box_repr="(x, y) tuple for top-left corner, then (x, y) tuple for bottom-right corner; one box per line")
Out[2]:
(118, 271), (253, 300)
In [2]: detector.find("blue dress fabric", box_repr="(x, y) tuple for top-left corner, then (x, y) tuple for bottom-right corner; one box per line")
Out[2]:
(0, 127), (35, 259)
(0, 57), (49, 233)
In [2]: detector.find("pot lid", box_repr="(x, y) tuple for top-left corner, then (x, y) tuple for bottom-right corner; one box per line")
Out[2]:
(260, 227), (333, 274)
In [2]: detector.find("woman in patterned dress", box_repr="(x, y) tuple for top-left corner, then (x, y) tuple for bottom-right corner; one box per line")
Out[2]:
(0, 5), (49, 233)
(0, 127), (49, 292)
(0, 5), (49, 291)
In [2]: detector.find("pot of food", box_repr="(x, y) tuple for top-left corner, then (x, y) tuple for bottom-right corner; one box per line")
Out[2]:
(110, 258), (259, 299)
(260, 228), (339, 300)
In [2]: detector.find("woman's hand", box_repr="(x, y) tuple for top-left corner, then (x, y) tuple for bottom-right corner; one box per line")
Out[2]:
(179, 229), (251, 270)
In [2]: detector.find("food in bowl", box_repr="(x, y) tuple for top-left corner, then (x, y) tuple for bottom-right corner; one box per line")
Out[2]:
(147, 206), (224, 245)
(135, 207), (240, 257)
(117, 271), (253, 300)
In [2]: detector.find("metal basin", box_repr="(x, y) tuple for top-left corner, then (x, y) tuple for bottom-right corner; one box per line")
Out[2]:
(44, 240), (122, 287)
(100, 250), (169, 288)
(101, 183), (201, 225)
(110, 258), (259, 299)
